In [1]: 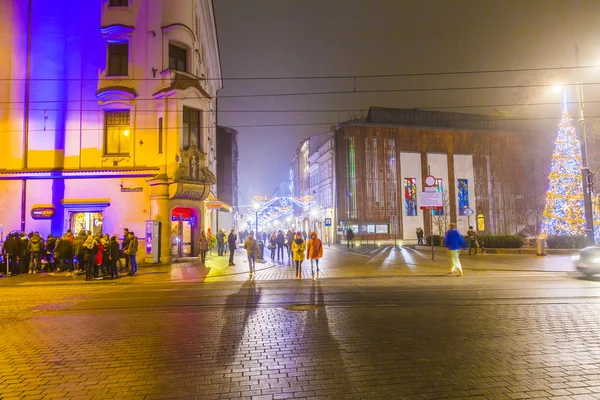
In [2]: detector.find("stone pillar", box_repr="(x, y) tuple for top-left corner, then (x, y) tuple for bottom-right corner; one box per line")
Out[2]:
(148, 178), (173, 264)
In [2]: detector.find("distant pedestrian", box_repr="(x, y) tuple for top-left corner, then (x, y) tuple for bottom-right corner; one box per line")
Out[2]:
(216, 229), (225, 256)
(286, 230), (295, 261)
(108, 236), (120, 279)
(444, 223), (466, 276)
(126, 232), (139, 276)
(268, 232), (277, 261)
(198, 231), (208, 263)
(28, 232), (44, 274)
(95, 235), (105, 279)
(122, 228), (131, 272)
(228, 229), (237, 266)
(307, 231), (323, 280)
(416, 227), (424, 245)
(292, 232), (306, 280)
(346, 228), (355, 248)
(3, 234), (20, 276)
(467, 226), (478, 255)
(45, 234), (56, 272)
(244, 232), (258, 279)
(276, 230), (285, 261)
(73, 230), (87, 273)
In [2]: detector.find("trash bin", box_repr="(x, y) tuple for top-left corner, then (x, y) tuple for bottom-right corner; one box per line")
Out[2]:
(536, 237), (547, 256)
(257, 241), (264, 260)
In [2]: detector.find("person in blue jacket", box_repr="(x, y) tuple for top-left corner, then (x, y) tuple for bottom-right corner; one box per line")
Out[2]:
(443, 223), (467, 276)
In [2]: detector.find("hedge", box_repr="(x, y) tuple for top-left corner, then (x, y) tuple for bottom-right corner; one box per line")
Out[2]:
(546, 235), (587, 249)
(426, 234), (524, 248)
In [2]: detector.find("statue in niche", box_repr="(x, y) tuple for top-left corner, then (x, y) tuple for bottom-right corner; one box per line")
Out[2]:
(189, 152), (200, 181)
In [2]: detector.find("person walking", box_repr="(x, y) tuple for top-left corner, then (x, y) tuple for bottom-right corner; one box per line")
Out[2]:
(227, 229), (237, 266)
(444, 223), (467, 276)
(292, 232), (306, 280)
(243, 232), (258, 279)
(216, 229), (225, 256)
(466, 226), (478, 255)
(207, 228), (215, 256)
(286, 230), (295, 261)
(3, 234), (21, 276)
(198, 231), (208, 263)
(28, 232), (44, 274)
(307, 231), (323, 281)
(346, 228), (355, 248)
(82, 235), (97, 281)
(95, 235), (105, 279)
(126, 232), (139, 276)
(276, 230), (285, 261)
(268, 232), (277, 261)
(108, 236), (120, 279)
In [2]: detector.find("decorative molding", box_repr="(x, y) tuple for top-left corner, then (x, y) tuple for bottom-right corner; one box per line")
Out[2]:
(96, 86), (138, 104)
(100, 24), (135, 39)
(161, 23), (196, 42)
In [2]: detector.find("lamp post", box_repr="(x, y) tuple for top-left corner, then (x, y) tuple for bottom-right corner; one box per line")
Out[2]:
(253, 203), (260, 236)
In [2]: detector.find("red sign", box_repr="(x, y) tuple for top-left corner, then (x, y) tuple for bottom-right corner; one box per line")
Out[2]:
(31, 207), (56, 219)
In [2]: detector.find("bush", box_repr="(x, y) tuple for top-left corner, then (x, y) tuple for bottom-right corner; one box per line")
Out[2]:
(425, 235), (442, 246)
(546, 235), (587, 249)
(477, 235), (524, 248)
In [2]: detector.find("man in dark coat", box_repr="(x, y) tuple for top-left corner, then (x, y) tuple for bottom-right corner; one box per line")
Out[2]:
(54, 235), (73, 273)
(122, 228), (130, 272)
(108, 236), (120, 279)
(216, 229), (225, 256)
(346, 228), (355, 248)
(276, 230), (285, 261)
(3, 234), (21, 275)
(227, 229), (237, 266)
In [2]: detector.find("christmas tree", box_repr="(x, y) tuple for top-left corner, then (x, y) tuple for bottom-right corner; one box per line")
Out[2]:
(541, 109), (586, 237)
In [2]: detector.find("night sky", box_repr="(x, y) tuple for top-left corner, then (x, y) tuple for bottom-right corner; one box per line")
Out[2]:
(214, 0), (600, 204)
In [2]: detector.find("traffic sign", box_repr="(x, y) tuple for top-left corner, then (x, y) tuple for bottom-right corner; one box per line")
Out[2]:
(425, 175), (436, 187)
(463, 207), (474, 217)
(325, 218), (332, 226)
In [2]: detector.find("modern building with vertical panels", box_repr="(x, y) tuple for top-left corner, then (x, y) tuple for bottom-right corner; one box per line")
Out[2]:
(334, 107), (545, 241)
(0, 0), (222, 262)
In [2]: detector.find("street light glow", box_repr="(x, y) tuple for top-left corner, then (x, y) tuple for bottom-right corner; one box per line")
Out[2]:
(552, 85), (563, 94)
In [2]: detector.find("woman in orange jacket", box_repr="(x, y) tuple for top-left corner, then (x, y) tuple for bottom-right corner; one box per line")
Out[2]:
(306, 232), (323, 280)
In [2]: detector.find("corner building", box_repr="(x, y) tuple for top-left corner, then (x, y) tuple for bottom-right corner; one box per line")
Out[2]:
(0, 0), (222, 262)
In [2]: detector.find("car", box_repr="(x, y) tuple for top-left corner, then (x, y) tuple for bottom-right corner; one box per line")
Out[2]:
(573, 246), (600, 276)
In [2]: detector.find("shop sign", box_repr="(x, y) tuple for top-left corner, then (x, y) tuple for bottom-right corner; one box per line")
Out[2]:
(206, 201), (222, 210)
(31, 207), (56, 219)
(325, 218), (332, 226)
(121, 187), (143, 193)
(477, 213), (485, 231)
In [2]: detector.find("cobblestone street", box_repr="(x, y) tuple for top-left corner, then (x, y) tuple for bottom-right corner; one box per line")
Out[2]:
(2, 250), (600, 399)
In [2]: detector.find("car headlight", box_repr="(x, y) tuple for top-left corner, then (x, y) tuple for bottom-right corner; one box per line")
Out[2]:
(572, 254), (581, 261)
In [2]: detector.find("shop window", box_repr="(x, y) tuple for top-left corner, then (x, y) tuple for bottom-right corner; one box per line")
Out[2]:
(104, 110), (131, 155)
(169, 44), (187, 72)
(182, 106), (201, 150)
(70, 212), (103, 237)
(404, 178), (417, 216)
(375, 224), (389, 234)
(107, 43), (128, 76)
(457, 179), (469, 215)
(109, 0), (128, 6)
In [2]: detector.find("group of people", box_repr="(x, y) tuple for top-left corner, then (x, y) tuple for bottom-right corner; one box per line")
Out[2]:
(1, 228), (140, 281)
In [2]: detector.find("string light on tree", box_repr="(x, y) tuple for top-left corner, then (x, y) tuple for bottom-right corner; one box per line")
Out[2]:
(541, 108), (586, 237)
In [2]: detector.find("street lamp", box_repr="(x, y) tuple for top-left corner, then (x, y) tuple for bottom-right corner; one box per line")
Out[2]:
(253, 203), (260, 236)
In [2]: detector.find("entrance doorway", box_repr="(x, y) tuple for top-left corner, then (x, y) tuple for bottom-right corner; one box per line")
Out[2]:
(70, 212), (103, 236)
(171, 207), (197, 258)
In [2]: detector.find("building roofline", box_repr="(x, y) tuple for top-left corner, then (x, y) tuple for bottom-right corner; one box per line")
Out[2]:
(336, 121), (524, 136)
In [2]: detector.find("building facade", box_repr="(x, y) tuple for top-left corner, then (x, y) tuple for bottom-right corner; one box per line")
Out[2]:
(215, 125), (239, 231)
(334, 107), (545, 242)
(0, 0), (222, 262)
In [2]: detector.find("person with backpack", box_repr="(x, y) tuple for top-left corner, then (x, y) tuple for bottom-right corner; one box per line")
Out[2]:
(466, 226), (479, 255)
(292, 232), (307, 280)
(28, 232), (44, 274)
(307, 231), (323, 280)
(83, 235), (98, 281)
(244, 232), (258, 279)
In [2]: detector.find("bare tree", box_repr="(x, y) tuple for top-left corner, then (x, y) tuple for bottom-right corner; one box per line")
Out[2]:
(432, 191), (451, 236)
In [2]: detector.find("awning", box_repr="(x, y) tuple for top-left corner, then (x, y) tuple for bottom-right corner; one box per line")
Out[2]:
(207, 193), (232, 212)
(61, 199), (111, 212)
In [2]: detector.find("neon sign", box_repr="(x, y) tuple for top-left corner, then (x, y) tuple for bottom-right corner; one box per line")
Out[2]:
(31, 207), (56, 219)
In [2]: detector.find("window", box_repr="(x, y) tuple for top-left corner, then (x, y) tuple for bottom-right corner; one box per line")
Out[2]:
(169, 44), (187, 72)
(109, 0), (128, 6)
(404, 178), (417, 216)
(105, 111), (130, 155)
(158, 118), (163, 154)
(182, 106), (201, 150)
(107, 43), (128, 76)
(458, 179), (469, 215)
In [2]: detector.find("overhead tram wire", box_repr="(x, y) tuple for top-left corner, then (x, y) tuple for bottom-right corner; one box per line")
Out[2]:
(11, 100), (600, 113)
(0, 64), (599, 81)
(2, 81), (600, 105)
(1, 115), (599, 134)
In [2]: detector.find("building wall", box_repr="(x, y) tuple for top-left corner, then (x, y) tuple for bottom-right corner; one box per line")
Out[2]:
(335, 124), (529, 239)
(400, 152), (423, 240)
(454, 154), (476, 233)
(0, 0), (222, 262)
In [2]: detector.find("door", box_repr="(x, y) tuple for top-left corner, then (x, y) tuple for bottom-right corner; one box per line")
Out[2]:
(70, 212), (103, 236)
(171, 208), (195, 258)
